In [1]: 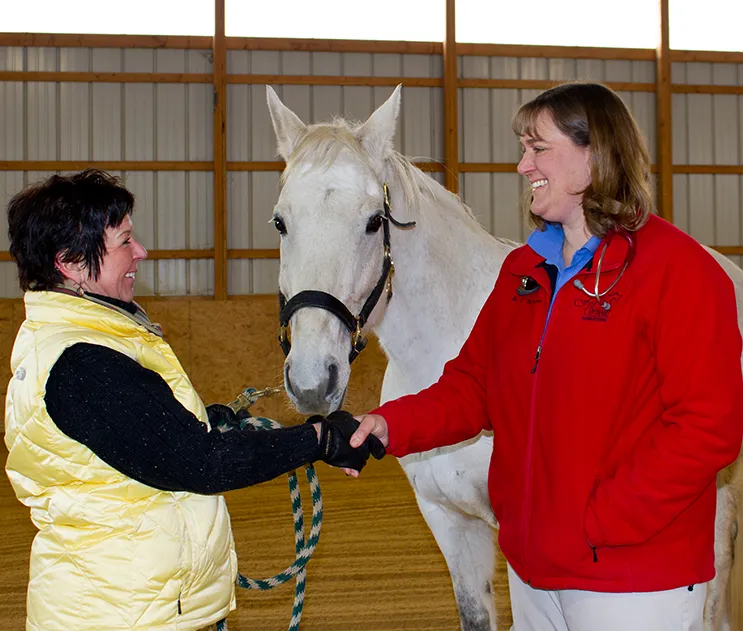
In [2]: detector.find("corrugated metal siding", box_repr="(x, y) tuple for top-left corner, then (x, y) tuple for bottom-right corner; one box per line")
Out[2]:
(672, 61), (743, 267)
(2, 46), (742, 294)
(0, 46), (216, 297)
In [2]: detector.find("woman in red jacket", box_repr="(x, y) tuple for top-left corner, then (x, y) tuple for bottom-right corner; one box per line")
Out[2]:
(348, 82), (743, 630)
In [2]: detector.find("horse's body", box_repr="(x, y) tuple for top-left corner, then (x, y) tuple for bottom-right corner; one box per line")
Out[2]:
(266, 85), (743, 631)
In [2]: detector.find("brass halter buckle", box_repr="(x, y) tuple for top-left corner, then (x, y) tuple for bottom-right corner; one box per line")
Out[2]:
(352, 319), (364, 351)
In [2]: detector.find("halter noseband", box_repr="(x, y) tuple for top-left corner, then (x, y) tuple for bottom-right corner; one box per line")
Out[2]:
(278, 183), (416, 363)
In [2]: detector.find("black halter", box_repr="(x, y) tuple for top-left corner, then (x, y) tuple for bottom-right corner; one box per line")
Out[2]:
(278, 183), (416, 363)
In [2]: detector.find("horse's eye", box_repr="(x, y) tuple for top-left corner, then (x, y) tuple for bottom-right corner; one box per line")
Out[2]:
(274, 217), (287, 235)
(366, 214), (383, 234)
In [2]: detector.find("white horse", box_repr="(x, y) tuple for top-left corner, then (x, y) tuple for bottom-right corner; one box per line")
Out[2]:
(266, 84), (743, 631)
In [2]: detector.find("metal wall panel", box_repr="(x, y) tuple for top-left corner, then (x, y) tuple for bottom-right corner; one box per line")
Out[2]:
(672, 61), (743, 264)
(27, 48), (57, 161)
(3, 45), (743, 296)
(0, 48), (24, 162)
(0, 171), (24, 298)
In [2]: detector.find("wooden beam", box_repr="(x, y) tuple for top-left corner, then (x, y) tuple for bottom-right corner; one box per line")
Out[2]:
(0, 161), (212, 172)
(2, 33), (741, 65)
(225, 37), (442, 55)
(656, 0), (673, 223)
(457, 43), (656, 61)
(459, 163), (518, 173)
(442, 0), (459, 194)
(673, 84), (743, 95)
(228, 249), (281, 259)
(147, 249), (214, 260)
(229, 75), (442, 87)
(1, 71), (736, 98)
(458, 79), (656, 92)
(671, 50), (743, 63)
(711, 246), (743, 256)
(3, 160), (733, 176)
(0, 71), (211, 84)
(229, 161), (285, 172)
(674, 165), (743, 175)
(0, 249), (217, 261)
(213, 0), (228, 300)
(0, 33), (213, 49)
(414, 162), (445, 172)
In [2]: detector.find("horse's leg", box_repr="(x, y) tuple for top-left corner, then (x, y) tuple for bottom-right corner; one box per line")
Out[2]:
(706, 481), (737, 631)
(414, 493), (498, 631)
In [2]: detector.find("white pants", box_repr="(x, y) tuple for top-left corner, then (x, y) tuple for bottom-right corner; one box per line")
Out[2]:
(508, 564), (706, 631)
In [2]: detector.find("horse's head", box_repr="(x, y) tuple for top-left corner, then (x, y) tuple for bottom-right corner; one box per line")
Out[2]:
(267, 85), (403, 415)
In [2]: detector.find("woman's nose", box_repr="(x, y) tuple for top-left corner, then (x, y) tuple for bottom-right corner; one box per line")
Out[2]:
(517, 153), (533, 176)
(134, 240), (148, 260)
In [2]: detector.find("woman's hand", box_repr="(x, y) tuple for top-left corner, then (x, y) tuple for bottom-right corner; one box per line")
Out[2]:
(340, 414), (390, 478)
(309, 411), (386, 473)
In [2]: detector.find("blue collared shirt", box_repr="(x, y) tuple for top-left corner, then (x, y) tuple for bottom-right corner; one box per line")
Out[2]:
(527, 223), (601, 309)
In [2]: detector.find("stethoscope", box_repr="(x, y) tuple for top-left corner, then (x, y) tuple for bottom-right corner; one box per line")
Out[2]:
(572, 230), (635, 311)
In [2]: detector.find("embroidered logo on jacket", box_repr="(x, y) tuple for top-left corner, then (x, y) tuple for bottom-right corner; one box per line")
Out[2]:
(574, 292), (621, 321)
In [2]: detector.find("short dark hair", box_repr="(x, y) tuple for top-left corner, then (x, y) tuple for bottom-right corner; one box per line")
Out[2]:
(7, 169), (135, 291)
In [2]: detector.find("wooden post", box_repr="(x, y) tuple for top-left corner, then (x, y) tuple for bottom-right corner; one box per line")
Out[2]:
(656, 0), (673, 222)
(443, 0), (459, 194)
(213, 0), (228, 299)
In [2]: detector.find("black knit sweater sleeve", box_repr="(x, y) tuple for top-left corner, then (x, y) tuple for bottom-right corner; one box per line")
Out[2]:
(44, 343), (321, 494)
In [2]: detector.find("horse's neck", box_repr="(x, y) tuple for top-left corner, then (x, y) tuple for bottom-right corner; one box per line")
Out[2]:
(374, 179), (513, 391)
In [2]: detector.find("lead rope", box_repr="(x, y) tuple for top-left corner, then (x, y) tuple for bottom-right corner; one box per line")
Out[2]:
(216, 387), (323, 631)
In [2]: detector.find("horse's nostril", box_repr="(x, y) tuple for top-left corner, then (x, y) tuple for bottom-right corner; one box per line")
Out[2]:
(284, 363), (296, 399)
(325, 361), (339, 399)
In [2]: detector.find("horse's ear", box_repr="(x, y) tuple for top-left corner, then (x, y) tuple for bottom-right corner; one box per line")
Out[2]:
(266, 85), (307, 160)
(356, 84), (401, 167)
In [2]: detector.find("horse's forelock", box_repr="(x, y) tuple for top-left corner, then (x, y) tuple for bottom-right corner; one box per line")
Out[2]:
(282, 120), (371, 183)
(281, 119), (469, 222)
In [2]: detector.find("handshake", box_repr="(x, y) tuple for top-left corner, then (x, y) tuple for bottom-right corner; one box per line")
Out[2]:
(310, 410), (386, 473)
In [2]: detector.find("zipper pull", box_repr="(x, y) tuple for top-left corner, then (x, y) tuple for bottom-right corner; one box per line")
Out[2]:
(591, 546), (598, 563)
(530, 345), (542, 374)
(177, 595), (182, 615)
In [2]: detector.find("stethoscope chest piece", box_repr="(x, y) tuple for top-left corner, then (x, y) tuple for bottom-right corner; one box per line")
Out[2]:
(573, 230), (634, 311)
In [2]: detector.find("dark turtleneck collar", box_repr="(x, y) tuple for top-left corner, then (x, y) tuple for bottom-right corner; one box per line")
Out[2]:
(85, 292), (139, 316)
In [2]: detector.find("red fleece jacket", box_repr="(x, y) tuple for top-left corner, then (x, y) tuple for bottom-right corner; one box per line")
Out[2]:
(375, 215), (743, 592)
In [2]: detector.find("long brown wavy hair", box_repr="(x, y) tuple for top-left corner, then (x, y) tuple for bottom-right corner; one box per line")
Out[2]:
(512, 82), (653, 237)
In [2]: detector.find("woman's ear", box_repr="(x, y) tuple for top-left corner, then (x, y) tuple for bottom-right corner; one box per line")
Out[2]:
(55, 252), (86, 285)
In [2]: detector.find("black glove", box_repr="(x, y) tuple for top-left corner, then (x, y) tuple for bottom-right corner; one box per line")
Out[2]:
(207, 403), (254, 433)
(308, 410), (386, 471)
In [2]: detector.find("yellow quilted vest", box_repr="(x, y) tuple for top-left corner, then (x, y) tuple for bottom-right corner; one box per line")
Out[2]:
(4, 291), (237, 631)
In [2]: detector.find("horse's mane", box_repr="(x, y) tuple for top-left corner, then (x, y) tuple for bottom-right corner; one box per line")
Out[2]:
(282, 118), (480, 224)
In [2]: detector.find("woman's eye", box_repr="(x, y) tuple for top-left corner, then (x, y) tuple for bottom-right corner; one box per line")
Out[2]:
(366, 214), (383, 234)
(274, 217), (287, 235)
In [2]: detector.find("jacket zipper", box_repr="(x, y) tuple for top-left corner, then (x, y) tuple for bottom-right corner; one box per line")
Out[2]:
(530, 345), (542, 373)
(521, 291), (552, 581)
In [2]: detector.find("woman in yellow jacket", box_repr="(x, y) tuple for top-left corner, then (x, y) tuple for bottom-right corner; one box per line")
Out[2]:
(4, 169), (383, 631)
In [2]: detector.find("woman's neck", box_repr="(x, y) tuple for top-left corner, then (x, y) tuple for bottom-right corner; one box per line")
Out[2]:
(561, 219), (592, 267)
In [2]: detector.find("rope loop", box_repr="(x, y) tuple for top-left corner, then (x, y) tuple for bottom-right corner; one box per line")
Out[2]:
(227, 387), (323, 631)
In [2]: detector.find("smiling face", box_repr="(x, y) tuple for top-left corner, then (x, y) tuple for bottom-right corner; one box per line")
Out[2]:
(517, 112), (593, 230)
(80, 215), (148, 302)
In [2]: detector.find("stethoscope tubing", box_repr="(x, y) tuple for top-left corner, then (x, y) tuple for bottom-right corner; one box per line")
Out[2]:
(573, 230), (634, 311)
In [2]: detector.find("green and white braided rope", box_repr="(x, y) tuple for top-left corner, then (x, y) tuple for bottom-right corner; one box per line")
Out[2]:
(228, 388), (323, 631)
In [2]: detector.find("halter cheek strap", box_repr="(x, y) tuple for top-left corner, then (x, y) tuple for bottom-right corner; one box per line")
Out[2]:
(278, 183), (415, 364)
